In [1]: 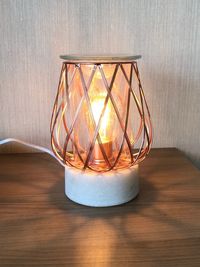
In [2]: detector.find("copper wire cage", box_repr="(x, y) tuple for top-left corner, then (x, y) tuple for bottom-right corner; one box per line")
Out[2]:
(50, 55), (152, 172)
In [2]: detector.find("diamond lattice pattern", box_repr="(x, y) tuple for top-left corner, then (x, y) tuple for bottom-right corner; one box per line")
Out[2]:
(51, 62), (152, 172)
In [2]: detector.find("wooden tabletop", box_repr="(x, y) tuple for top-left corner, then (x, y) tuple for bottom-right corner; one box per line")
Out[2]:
(0, 148), (200, 267)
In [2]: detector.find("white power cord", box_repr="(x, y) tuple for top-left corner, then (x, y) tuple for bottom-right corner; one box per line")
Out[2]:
(0, 138), (65, 167)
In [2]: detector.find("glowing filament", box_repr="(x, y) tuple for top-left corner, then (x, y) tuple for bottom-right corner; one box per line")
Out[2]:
(91, 96), (111, 143)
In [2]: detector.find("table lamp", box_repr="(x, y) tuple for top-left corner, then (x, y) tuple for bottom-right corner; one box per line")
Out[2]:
(50, 55), (152, 207)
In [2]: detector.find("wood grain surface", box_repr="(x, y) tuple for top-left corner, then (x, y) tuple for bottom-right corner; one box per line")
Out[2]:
(0, 148), (200, 266)
(0, 0), (200, 168)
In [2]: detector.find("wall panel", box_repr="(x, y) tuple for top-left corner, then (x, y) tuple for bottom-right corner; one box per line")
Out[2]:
(0, 0), (199, 167)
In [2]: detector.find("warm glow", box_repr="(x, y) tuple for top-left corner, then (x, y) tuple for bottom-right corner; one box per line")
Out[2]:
(91, 96), (111, 143)
(51, 59), (152, 171)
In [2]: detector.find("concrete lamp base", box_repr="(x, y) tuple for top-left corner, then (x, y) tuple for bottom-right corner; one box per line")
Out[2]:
(65, 165), (139, 207)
